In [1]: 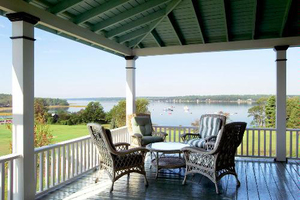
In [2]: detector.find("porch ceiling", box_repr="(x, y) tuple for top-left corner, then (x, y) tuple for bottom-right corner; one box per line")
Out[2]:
(0, 0), (300, 57)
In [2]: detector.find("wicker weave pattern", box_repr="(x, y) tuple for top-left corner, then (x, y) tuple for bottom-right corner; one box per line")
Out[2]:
(87, 123), (149, 192)
(182, 122), (247, 194)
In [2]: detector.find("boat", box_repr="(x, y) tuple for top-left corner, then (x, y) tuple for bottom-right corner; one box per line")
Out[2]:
(184, 106), (189, 112)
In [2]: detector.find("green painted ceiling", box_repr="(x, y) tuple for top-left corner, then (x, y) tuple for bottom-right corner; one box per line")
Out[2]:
(1, 0), (300, 56)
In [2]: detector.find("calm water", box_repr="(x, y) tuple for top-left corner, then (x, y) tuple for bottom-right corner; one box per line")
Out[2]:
(58, 100), (254, 127)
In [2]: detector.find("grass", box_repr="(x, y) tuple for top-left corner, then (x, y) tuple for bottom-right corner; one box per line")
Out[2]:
(0, 124), (110, 156)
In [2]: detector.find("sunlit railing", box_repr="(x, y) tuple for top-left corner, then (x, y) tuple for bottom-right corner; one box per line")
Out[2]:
(286, 129), (300, 159)
(0, 154), (21, 200)
(34, 126), (127, 198)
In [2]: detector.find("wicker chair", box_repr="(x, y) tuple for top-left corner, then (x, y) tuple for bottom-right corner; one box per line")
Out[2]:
(182, 122), (247, 194)
(181, 114), (226, 150)
(87, 123), (149, 192)
(128, 113), (167, 147)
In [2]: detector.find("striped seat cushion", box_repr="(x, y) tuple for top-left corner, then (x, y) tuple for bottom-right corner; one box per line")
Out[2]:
(187, 138), (206, 148)
(199, 117), (222, 139)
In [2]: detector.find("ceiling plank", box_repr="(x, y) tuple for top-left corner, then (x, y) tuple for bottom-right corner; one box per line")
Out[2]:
(280, 0), (293, 37)
(133, 36), (300, 56)
(151, 29), (165, 47)
(0, 0), (131, 56)
(92, 0), (169, 32)
(130, 0), (182, 48)
(190, 0), (205, 43)
(167, 12), (185, 45)
(252, 0), (262, 40)
(74, 0), (130, 25)
(222, 0), (230, 42)
(106, 10), (165, 38)
(48, 0), (83, 15)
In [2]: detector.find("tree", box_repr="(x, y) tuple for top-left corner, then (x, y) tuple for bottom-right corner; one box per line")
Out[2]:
(34, 99), (49, 124)
(286, 97), (300, 128)
(265, 96), (276, 128)
(81, 102), (106, 123)
(108, 99), (149, 128)
(248, 97), (267, 127)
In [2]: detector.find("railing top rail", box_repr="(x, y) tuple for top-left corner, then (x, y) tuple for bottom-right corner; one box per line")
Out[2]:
(35, 135), (91, 153)
(286, 128), (300, 131)
(110, 126), (127, 131)
(246, 128), (276, 131)
(153, 125), (197, 129)
(0, 153), (21, 163)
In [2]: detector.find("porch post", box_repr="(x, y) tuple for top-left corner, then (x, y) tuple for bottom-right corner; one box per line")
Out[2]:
(125, 56), (137, 125)
(7, 12), (40, 199)
(274, 45), (289, 162)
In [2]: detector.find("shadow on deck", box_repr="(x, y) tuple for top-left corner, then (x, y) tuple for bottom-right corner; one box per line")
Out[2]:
(39, 158), (300, 200)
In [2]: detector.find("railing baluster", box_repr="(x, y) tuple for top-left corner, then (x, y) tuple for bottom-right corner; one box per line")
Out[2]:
(270, 130), (273, 157)
(80, 141), (83, 174)
(39, 152), (44, 192)
(297, 130), (299, 159)
(51, 149), (55, 187)
(0, 163), (5, 200)
(56, 147), (60, 184)
(71, 143), (74, 178)
(289, 130), (293, 158)
(34, 153), (37, 189)
(264, 130), (266, 157)
(7, 160), (13, 200)
(258, 129), (260, 156)
(75, 142), (78, 176)
(61, 146), (65, 182)
(87, 140), (90, 170)
(240, 130), (244, 156)
(246, 130), (249, 156)
(252, 130), (255, 156)
(91, 141), (94, 168)
(66, 144), (69, 180)
(45, 150), (49, 189)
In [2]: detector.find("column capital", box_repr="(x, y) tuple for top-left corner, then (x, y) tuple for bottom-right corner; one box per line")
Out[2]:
(125, 56), (138, 60)
(6, 12), (40, 25)
(274, 45), (289, 51)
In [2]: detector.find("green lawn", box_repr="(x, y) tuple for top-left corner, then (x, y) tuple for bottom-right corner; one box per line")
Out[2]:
(0, 124), (110, 156)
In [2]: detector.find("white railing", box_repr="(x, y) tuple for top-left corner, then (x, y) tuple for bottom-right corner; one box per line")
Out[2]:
(286, 129), (300, 159)
(34, 126), (128, 198)
(153, 125), (278, 158)
(0, 154), (21, 200)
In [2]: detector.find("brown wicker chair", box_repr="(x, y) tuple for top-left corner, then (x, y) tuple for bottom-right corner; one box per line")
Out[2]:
(127, 113), (167, 147)
(87, 123), (149, 192)
(182, 122), (247, 194)
(181, 114), (226, 150)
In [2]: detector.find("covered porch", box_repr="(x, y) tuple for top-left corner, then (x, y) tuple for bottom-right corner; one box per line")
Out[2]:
(0, 0), (300, 199)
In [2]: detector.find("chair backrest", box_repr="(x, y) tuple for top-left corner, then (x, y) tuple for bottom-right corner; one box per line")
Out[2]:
(128, 113), (153, 136)
(199, 114), (226, 139)
(87, 123), (117, 164)
(214, 122), (247, 169)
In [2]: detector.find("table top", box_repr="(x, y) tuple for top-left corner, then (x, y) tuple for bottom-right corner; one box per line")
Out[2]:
(146, 142), (190, 153)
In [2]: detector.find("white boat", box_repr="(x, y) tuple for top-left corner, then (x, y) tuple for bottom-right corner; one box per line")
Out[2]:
(184, 106), (189, 112)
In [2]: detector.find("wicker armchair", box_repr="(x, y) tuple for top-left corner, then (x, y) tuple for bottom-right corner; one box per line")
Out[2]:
(87, 123), (149, 192)
(182, 122), (247, 194)
(181, 114), (226, 150)
(128, 114), (167, 147)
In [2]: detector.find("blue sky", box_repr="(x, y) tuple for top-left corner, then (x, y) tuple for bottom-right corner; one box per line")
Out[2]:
(0, 16), (299, 98)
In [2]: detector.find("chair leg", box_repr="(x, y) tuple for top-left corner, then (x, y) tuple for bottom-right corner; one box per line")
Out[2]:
(214, 183), (219, 194)
(182, 174), (187, 185)
(234, 174), (240, 187)
(110, 181), (115, 192)
(144, 174), (149, 187)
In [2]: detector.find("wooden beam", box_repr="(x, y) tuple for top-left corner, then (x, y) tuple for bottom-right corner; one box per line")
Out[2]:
(129, 0), (182, 48)
(128, 36), (145, 48)
(190, 0), (205, 43)
(167, 12), (185, 45)
(0, 0), (132, 56)
(222, 0), (230, 42)
(252, 0), (262, 40)
(74, 0), (130, 25)
(106, 10), (165, 38)
(280, 0), (293, 37)
(133, 36), (300, 56)
(48, 0), (83, 15)
(92, 0), (169, 32)
(151, 29), (165, 47)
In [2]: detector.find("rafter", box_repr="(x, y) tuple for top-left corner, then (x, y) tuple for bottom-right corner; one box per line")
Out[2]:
(280, 0), (293, 37)
(74, 0), (130, 25)
(106, 10), (165, 38)
(167, 12), (185, 45)
(130, 0), (182, 48)
(48, 0), (83, 15)
(190, 0), (205, 43)
(222, 0), (230, 42)
(92, 0), (169, 32)
(151, 29), (165, 47)
(252, 0), (262, 40)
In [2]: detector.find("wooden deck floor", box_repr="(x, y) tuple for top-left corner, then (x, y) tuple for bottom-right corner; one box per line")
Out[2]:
(39, 158), (300, 200)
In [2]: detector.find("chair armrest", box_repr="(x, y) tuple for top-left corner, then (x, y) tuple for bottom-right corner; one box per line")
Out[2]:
(204, 136), (217, 143)
(181, 133), (200, 141)
(152, 132), (168, 140)
(114, 142), (130, 151)
(132, 133), (143, 138)
(112, 147), (149, 156)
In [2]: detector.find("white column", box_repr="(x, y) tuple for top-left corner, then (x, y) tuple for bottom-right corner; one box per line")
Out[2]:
(7, 12), (40, 199)
(274, 45), (289, 162)
(125, 56), (137, 125)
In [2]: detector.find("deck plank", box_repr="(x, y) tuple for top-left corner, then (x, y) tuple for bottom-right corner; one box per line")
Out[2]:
(39, 159), (300, 200)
